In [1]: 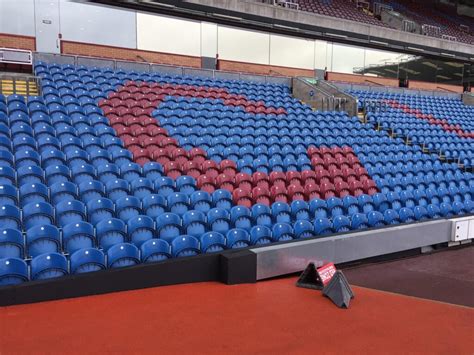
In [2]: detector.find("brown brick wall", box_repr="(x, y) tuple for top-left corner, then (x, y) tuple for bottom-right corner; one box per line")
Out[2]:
(218, 60), (313, 77)
(0, 33), (36, 51)
(61, 41), (201, 68)
(408, 80), (464, 93)
(327, 72), (399, 87)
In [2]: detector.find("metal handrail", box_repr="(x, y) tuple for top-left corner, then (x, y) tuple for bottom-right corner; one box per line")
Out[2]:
(33, 52), (292, 87)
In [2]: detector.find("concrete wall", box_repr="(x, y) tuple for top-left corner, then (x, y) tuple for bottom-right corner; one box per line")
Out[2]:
(186, 0), (473, 56)
(408, 80), (464, 93)
(327, 72), (399, 87)
(0, 0), (36, 37)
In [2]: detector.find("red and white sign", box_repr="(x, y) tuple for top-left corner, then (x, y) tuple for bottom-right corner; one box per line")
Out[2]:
(317, 262), (337, 286)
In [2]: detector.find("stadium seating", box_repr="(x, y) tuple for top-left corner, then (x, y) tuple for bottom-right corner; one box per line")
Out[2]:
(381, 0), (473, 44)
(291, 0), (473, 44)
(296, 0), (385, 27)
(353, 90), (474, 169)
(0, 61), (472, 287)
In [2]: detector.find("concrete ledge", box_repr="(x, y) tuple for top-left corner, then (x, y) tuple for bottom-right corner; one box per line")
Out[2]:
(251, 219), (454, 280)
(183, 0), (473, 58)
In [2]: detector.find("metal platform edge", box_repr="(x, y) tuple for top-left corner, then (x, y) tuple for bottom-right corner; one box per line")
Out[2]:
(251, 218), (459, 280)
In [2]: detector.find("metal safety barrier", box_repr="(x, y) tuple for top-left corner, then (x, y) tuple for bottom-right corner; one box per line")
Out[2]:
(33, 52), (292, 87)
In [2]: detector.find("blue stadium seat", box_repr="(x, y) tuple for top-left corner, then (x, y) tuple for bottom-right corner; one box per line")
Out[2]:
(71, 163), (96, 184)
(358, 194), (375, 213)
(156, 213), (182, 243)
(327, 197), (344, 218)
(190, 191), (212, 213)
(128, 215), (155, 247)
(143, 162), (163, 180)
(199, 232), (226, 253)
(105, 179), (129, 201)
(207, 208), (231, 235)
(171, 235), (200, 257)
(251, 204), (273, 228)
(271, 202), (291, 224)
(0, 258), (29, 286)
(22, 202), (55, 230)
(176, 175), (197, 194)
(226, 228), (251, 249)
(120, 162), (142, 182)
(140, 238), (171, 263)
(87, 198), (115, 225)
(351, 213), (369, 230)
(0, 229), (24, 258)
(373, 193), (390, 213)
(107, 243), (140, 268)
(17, 165), (44, 185)
(291, 200), (310, 221)
(0, 205), (21, 229)
(333, 215), (351, 233)
(96, 218), (127, 251)
(142, 194), (167, 218)
(15, 149), (40, 168)
(250, 225), (272, 245)
(230, 206), (253, 231)
(97, 163), (120, 184)
(399, 207), (415, 223)
(167, 192), (189, 216)
(182, 210), (207, 238)
(367, 211), (386, 227)
(342, 196), (359, 215)
(0, 184), (18, 206)
(212, 189), (232, 210)
(293, 220), (315, 238)
(19, 182), (49, 207)
(0, 166), (15, 185)
(310, 199), (329, 219)
(116, 196), (142, 221)
(154, 176), (175, 197)
(314, 218), (333, 236)
(50, 181), (78, 205)
(56, 200), (86, 226)
(70, 248), (106, 274)
(272, 223), (294, 241)
(45, 164), (70, 185)
(31, 252), (68, 280)
(26, 225), (61, 258)
(130, 178), (154, 200)
(426, 204), (442, 218)
(62, 221), (96, 254)
(79, 180), (105, 203)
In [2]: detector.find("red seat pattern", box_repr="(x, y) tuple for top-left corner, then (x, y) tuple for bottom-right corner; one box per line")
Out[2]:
(385, 100), (474, 139)
(99, 81), (379, 206)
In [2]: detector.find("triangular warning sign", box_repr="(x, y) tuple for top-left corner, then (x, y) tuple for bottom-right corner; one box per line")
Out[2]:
(295, 262), (324, 290)
(322, 271), (355, 308)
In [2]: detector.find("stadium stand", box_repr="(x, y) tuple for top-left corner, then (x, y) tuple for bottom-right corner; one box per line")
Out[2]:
(0, 60), (472, 286)
(380, 0), (474, 44)
(296, 0), (386, 26)
(275, 0), (473, 44)
(353, 90), (474, 168)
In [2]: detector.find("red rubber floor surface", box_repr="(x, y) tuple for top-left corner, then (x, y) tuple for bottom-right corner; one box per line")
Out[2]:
(1, 276), (472, 354)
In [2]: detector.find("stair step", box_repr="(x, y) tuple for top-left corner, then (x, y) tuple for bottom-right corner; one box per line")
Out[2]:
(0, 77), (38, 95)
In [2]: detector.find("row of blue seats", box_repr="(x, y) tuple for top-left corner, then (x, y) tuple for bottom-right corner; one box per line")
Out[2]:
(4, 195), (473, 286)
(3, 195), (473, 255)
(35, 64), (290, 90)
